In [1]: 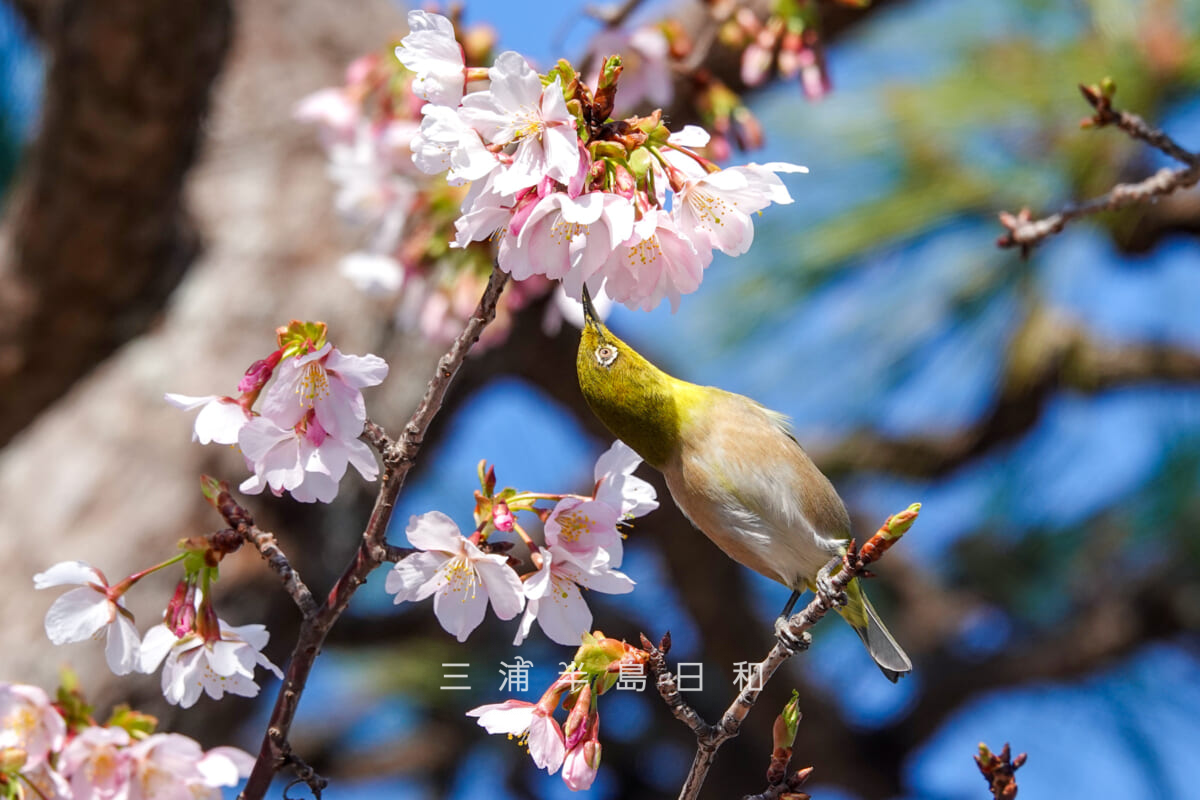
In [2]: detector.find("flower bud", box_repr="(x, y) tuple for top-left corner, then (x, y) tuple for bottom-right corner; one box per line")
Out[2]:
(492, 501), (515, 533)
(773, 690), (801, 750)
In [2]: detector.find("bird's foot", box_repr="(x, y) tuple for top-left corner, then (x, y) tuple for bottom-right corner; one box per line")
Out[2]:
(774, 616), (812, 653)
(816, 561), (848, 609)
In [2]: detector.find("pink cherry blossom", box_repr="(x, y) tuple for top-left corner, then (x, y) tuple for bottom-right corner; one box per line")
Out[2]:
(238, 411), (379, 504)
(459, 51), (581, 194)
(163, 394), (249, 446)
(561, 718), (602, 791)
(513, 546), (634, 647)
(0, 683), (65, 771)
(59, 725), (132, 800)
(385, 512), (525, 642)
(258, 342), (387, 441)
(601, 208), (711, 312)
(466, 699), (566, 774)
(34, 561), (141, 676)
(293, 87), (359, 144)
(395, 10), (466, 107)
(672, 161), (808, 256)
(139, 620), (283, 709)
(505, 191), (635, 295)
(544, 497), (623, 569)
(125, 734), (253, 800)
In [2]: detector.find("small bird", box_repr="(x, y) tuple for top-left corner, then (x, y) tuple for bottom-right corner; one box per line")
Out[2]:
(575, 290), (911, 681)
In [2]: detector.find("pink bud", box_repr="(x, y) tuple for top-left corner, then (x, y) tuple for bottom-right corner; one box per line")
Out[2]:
(492, 501), (514, 533)
(165, 580), (196, 637)
(238, 349), (283, 394)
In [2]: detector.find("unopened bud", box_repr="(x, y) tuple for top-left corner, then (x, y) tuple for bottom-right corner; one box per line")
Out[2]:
(492, 501), (514, 533)
(773, 689), (801, 749)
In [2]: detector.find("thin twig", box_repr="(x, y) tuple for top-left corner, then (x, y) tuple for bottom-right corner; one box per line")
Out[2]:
(668, 505), (919, 800)
(997, 85), (1200, 253)
(215, 490), (317, 617)
(239, 264), (509, 800)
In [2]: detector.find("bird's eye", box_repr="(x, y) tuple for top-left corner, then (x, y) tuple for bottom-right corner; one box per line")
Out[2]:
(595, 344), (618, 367)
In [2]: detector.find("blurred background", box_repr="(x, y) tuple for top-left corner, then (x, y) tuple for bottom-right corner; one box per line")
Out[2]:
(2, 0), (1199, 798)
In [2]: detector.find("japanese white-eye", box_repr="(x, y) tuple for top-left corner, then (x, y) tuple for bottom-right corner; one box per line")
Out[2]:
(576, 290), (911, 681)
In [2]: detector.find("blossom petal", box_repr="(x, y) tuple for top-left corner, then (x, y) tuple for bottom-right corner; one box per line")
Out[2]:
(404, 511), (465, 552)
(33, 560), (101, 589)
(44, 588), (112, 644)
(386, 551), (448, 603)
(105, 614), (142, 675)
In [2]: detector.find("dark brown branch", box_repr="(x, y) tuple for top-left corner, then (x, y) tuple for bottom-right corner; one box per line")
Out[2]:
(239, 265), (509, 800)
(666, 506), (918, 800)
(816, 307), (1200, 479)
(997, 85), (1200, 252)
(0, 0), (233, 447)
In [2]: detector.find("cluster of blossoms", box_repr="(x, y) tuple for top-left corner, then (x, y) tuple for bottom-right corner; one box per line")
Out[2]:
(397, 9), (806, 312)
(166, 320), (387, 504)
(34, 542), (281, 709)
(386, 440), (657, 646)
(467, 633), (649, 791)
(296, 30), (555, 349)
(0, 681), (251, 800)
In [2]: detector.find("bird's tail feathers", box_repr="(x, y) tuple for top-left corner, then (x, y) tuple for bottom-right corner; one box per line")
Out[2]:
(838, 579), (912, 683)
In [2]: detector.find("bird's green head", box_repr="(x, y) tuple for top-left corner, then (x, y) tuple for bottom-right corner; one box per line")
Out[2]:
(576, 289), (686, 469)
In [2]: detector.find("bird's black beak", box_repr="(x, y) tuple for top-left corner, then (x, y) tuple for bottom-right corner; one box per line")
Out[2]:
(580, 285), (602, 330)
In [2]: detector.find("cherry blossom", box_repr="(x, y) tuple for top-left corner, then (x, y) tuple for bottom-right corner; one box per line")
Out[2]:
(139, 620), (283, 709)
(593, 439), (659, 521)
(507, 191), (636, 294)
(33, 561), (141, 676)
(125, 734), (253, 800)
(671, 161), (808, 256)
(385, 511), (525, 642)
(466, 698), (566, 774)
(513, 546), (634, 647)
(395, 9), (466, 107)
(258, 342), (387, 441)
(458, 51), (581, 194)
(601, 208), (711, 312)
(544, 497), (623, 570)
(238, 410), (379, 504)
(163, 394), (249, 446)
(59, 725), (132, 800)
(410, 103), (498, 185)
(0, 683), (65, 771)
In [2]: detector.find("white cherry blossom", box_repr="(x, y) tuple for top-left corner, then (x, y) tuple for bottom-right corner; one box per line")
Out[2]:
(467, 699), (566, 774)
(139, 621), (283, 709)
(34, 561), (141, 676)
(513, 546), (634, 647)
(163, 394), (249, 446)
(459, 51), (581, 194)
(395, 10), (466, 107)
(672, 161), (808, 256)
(385, 511), (525, 642)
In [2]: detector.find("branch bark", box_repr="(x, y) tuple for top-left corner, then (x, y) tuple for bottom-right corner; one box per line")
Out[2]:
(816, 305), (1200, 479)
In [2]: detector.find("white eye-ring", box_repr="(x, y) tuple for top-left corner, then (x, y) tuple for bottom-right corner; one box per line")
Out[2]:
(595, 344), (618, 367)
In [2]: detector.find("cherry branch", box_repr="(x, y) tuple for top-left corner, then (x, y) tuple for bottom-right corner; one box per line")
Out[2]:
(646, 504), (920, 800)
(238, 264), (509, 800)
(214, 490), (318, 618)
(997, 81), (1200, 254)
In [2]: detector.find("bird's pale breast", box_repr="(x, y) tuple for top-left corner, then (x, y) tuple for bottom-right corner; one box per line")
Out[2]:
(662, 390), (850, 590)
